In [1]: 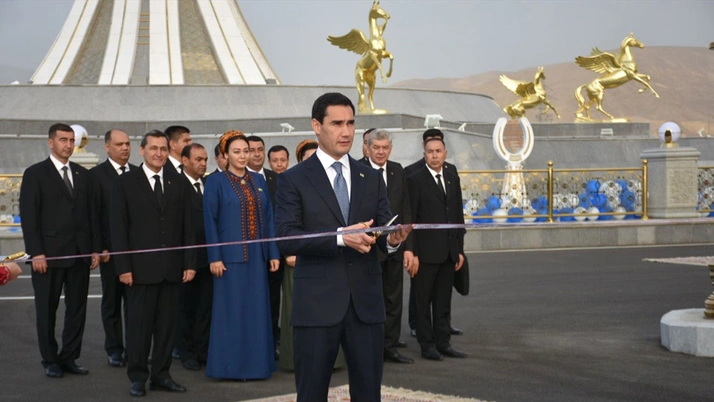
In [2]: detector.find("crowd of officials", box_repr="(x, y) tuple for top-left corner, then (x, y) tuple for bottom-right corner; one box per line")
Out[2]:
(13, 92), (468, 400)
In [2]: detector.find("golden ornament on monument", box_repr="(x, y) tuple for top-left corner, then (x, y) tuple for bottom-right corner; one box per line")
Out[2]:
(327, 0), (394, 114)
(574, 33), (659, 123)
(500, 66), (560, 120)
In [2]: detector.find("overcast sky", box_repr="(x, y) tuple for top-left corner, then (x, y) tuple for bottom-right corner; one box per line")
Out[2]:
(0, 0), (712, 85)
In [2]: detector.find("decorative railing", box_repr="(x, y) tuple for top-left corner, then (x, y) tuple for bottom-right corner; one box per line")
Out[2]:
(697, 166), (714, 217)
(0, 174), (22, 227)
(460, 161), (648, 223)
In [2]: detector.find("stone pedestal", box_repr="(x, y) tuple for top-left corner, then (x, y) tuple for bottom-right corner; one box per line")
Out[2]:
(69, 152), (100, 170)
(640, 147), (700, 218)
(661, 309), (714, 357)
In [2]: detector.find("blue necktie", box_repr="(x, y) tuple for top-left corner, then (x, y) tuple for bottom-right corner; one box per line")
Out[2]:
(332, 161), (349, 224)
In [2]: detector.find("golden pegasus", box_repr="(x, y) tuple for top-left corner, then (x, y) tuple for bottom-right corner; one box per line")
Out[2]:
(327, 0), (394, 114)
(500, 66), (560, 120)
(574, 33), (659, 122)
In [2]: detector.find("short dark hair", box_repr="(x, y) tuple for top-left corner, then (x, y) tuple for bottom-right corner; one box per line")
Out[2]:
(181, 143), (205, 159)
(164, 125), (190, 143)
(140, 130), (169, 148)
(268, 145), (289, 159)
(214, 143), (221, 157)
(424, 137), (445, 147)
(422, 128), (444, 142)
(48, 123), (73, 139)
(104, 128), (127, 144)
(245, 135), (265, 146)
(311, 92), (355, 124)
(363, 128), (376, 141)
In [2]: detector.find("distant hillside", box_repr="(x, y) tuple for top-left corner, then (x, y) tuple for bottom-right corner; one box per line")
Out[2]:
(393, 47), (714, 137)
(0, 65), (33, 85)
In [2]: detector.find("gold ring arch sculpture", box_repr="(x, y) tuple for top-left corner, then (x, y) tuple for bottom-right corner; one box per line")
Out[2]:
(574, 33), (660, 123)
(328, 0), (394, 115)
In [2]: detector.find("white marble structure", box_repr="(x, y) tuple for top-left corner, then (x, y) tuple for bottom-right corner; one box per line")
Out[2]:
(30, 0), (280, 85)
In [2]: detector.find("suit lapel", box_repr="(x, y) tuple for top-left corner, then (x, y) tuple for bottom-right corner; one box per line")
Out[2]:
(43, 158), (73, 200)
(161, 174), (173, 211)
(135, 170), (161, 210)
(348, 158), (365, 225)
(423, 167), (446, 202)
(304, 156), (346, 226)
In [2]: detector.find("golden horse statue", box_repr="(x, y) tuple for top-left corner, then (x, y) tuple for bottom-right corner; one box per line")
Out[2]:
(574, 33), (659, 122)
(327, 0), (394, 114)
(500, 66), (560, 120)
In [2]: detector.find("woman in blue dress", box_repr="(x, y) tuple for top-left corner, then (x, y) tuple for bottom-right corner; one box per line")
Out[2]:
(204, 130), (280, 380)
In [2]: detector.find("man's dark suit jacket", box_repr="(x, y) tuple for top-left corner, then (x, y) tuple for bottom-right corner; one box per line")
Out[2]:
(263, 168), (278, 204)
(88, 159), (138, 252)
(184, 175), (208, 269)
(404, 158), (458, 177)
(20, 158), (100, 267)
(406, 166), (465, 264)
(359, 159), (412, 261)
(110, 168), (196, 284)
(275, 155), (392, 327)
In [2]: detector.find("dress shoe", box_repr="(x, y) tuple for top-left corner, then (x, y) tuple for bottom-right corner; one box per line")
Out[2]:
(438, 346), (468, 358)
(130, 382), (146, 397)
(181, 359), (200, 371)
(108, 353), (126, 367)
(44, 363), (63, 378)
(150, 378), (187, 393)
(395, 340), (407, 348)
(384, 350), (414, 364)
(61, 361), (89, 375)
(450, 326), (464, 335)
(410, 328), (417, 338)
(172, 348), (180, 359)
(421, 348), (444, 361)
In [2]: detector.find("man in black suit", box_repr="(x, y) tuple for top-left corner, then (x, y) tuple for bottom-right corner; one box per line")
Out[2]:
(246, 135), (281, 358)
(88, 128), (137, 368)
(360, 127), (376, 161)
(267, 145), (290, 174)
(360, 128), (417, 365)
(20, 123), (100, 378)
(174, 143), (212, 371)
(275, 93), (412, 401)
(406, 137), (467, 361)
(164, 125), (192, 175)
(111, 130), (196, 397)
(405, 128), (464, 337)
(211, 144), (226, 175)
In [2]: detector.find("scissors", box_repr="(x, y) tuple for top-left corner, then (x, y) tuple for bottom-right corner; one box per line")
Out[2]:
(372, 214), (399, 239)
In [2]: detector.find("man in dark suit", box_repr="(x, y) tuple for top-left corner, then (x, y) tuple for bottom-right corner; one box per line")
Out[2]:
(211, 144), (226, 175)
(88, 128), (137, 368)
(267, 145), (290, 174)
(174, 143), (212, 371)
(275, 93), (412, 401)
(360, 127), (376, 161)
(404, 128), (464, 337)
(20, 123), (100, 378)
(111, 130), (196, 397)
(164, 125), (192, 175)
(406, 137), (467, 361)
(246, 135), (281, 358)
(360, 128), (416, 365)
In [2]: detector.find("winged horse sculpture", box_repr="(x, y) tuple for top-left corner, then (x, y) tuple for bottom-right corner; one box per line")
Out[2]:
(328, 0), (394, 114)
(500, 66), (560, 120)
(574, 33), (659, 122)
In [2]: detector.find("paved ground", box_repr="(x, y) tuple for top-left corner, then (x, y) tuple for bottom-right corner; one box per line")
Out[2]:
(1, 245), (713, 402)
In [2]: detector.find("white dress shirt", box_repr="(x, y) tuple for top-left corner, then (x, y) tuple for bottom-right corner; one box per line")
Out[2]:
(368, 158), (388, 186)
(168, 155), (182, 172)
(142, 163), (164, 191)
(184, 172), (204, 194)
(315, 148), (352, 246)
(49, 154), (73, 187)
(426, 165), (446, 194)
(107, 157), (129, 175)
(247, 166), (266, 178)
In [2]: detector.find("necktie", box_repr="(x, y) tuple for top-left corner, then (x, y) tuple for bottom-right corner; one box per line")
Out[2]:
(378, 167), (386, 187)
(153, 175), (163, 204)
(61, 166), (73, 196)
(332, 162), (349, 224)
(119, 166), (126, 175)
(178, 164), (184, 174)
(436, 173), (446, 197)
(194, 182), (202, 197)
